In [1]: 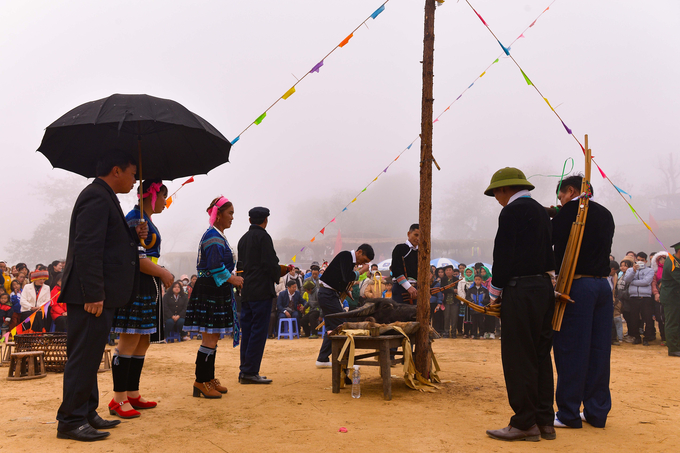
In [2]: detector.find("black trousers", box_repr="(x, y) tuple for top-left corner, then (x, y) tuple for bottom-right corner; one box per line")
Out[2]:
(317, 287), (345, 362)
(301, 309), (320, 337)
(239, 299), (271, 376)
(500, 276), (555, 430)
(54, 316), (68, 332)
(470, 313), (485, 337)
(57, 304), (115, 431)
(628, 297), (655, 341)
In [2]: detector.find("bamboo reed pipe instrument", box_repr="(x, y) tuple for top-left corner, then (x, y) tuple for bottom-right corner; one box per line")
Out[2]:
(552, 135), (592, 331)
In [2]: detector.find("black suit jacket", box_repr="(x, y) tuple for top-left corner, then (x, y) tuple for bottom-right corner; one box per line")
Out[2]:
(238, 225), (280, 302)
(59, 178), (139, 308)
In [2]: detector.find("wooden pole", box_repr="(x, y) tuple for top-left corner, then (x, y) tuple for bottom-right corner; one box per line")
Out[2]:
(415, 0), (436, 377)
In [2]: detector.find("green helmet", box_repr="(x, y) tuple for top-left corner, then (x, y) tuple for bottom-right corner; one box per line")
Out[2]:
(484, 167), (535, 196)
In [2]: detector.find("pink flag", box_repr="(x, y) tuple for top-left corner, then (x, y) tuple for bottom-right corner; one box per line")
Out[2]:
(331, 218), (336, 223)
(333, 229), (342, 256)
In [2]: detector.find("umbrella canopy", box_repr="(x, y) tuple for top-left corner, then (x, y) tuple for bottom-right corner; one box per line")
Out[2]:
(37, 93), (231, 180)
(376, 259), (392, 271)
(430, 257), (460, 269)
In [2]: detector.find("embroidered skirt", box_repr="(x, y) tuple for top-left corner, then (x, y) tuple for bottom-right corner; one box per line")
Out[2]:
(184, 277), (236, 336)
(112, 273), (160, 335)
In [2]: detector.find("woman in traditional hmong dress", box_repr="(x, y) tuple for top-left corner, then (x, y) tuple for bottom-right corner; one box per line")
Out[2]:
(184, 196), (243, 398)
(109, 180), (174, 418)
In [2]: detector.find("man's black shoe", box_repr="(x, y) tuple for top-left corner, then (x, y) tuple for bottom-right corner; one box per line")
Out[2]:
(88, 414), (121, 430)
(669, 351), (680, 357)
(632, 337), (641, 345)
(239, 374), (272, 384)
(57, 424), (109, 442)
(643, 340), (650, 346)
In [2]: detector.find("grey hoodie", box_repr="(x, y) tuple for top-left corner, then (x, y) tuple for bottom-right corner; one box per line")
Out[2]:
(623, 266), (654, 298)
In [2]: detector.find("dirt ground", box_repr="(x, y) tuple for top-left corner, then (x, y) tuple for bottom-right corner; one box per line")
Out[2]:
(1, 335), (679, 452)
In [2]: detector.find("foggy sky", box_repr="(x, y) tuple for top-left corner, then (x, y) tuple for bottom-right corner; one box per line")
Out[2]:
(1, 0), (678, 264)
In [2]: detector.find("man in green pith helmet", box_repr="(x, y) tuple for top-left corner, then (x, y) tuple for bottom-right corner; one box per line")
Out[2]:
(483, 167), (557, 442)
(661, 241), (680, 357)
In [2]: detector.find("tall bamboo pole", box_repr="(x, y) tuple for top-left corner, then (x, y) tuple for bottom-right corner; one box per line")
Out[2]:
(415, 0), (436, 377)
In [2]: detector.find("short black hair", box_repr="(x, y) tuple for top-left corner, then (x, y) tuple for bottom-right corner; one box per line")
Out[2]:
(636, 252), (648, 260)
(409, 224), (419, 232)
(96, 149), (137, 177)
(458, 263), (466, 268)
(626, 251), (635, 256)
(557, 174), (594, 197)
(370, 264), (378, 269)
(609, 260), (620, 271)
(286, 279), (298, 288)
(16, 262), (27, 271)
(357, 243), (375, 261)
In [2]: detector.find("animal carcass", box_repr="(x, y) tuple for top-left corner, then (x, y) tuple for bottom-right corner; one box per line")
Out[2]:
(324, 298), (417, 324)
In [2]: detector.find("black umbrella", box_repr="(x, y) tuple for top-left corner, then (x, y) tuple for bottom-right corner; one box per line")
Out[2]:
(38, 93), (232, 247)
(38, 93), (231, 180)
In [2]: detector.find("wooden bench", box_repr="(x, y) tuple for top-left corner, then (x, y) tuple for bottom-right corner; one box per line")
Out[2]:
(7, 351), (46, 380)
(1, 342), (15, 367)
(331, 334), (410, 401)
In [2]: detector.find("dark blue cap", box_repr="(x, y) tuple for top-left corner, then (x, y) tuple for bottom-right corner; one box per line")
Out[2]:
(249, 206), (270, 223)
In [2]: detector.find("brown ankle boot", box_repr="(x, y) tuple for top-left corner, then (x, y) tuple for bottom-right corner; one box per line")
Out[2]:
(210, 379), (228, 394)
(193, 381), (222, 399)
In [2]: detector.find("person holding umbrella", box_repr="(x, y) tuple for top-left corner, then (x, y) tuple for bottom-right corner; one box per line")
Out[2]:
(184, 196), (244, 397)
(109, 179), (174, 418)
(56, 150), (147, 442)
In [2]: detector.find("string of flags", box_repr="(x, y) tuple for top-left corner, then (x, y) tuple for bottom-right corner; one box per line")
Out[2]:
(465, 0), (675, 264)
(164, 1), (392, 207)
(288, 1), (556, 262)
(231, 0), (392, 145)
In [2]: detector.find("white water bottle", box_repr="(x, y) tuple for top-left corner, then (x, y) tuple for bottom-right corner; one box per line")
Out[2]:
(351, 365), (361, 398)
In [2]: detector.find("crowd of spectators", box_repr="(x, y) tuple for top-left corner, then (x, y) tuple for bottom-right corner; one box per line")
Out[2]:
(2, 250), (670, 351)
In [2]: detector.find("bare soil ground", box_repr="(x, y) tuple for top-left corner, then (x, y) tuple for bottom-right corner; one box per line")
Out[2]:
(1, 335), (679, 452)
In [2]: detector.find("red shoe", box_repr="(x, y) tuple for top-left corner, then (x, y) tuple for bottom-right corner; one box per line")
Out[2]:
(108, 399), (141, 418)
(128, 395), (157, 409)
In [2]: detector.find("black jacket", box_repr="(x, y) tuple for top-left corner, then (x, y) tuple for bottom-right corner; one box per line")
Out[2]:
(391, 243), (418, 280)
(162, 292), (189, 321)
(238, 225), (280, 302)
(59, 178), (139, 308)
(320, 251), (358, 293)
(552, 200), (614, 277)
(491, 197), (556, 290)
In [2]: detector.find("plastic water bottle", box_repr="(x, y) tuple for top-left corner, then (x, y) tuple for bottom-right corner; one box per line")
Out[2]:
(351, 365), (361, 398)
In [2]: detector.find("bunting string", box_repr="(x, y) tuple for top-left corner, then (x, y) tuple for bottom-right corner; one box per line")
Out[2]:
(231, 0), (392, 144)
(465, 0), (675, 263)
(288, 1), (557, 261)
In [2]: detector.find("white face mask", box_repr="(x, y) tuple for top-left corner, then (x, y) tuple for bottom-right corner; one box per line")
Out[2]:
(636, 261), (645, 268)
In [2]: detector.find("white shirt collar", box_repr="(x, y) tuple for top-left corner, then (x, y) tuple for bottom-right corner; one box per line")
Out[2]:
(405, 239), (418, 250)
(350, 250), (356, 264)
(508, 189), (532, 205)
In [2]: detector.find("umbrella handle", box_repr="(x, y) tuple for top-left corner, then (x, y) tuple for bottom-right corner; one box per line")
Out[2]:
(140, 234), (157, 250)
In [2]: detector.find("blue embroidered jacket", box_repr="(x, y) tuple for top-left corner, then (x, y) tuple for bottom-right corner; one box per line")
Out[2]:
(196, 227), (235, 287)
(126, 206), (161, 259)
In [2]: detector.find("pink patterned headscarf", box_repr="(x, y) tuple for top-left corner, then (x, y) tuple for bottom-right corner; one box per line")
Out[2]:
(138, 182), (164, 210)
(209, 196), (230, 226)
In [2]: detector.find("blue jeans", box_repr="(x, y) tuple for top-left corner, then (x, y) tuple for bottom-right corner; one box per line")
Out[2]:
(553, 277), (613, 428)
(165, 318), (185, 335)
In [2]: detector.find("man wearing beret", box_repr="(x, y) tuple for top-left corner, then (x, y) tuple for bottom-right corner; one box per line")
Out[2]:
(661, 241), (680, 358)
(483, 167), (557, 442)
(237, 207), (285, 384)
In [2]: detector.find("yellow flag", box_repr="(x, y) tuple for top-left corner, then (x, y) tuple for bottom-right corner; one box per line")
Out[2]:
(282, 86), (296, 100)
(351, 198), (357, 203)
(544, 97), (554, 111)
(292, 255), (297, 263)
(479, 71), (486, 77)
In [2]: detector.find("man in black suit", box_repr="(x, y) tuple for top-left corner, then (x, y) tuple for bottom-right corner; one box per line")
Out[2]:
(276, 280), (304, 323)
(56, 150), (147, 442)
(482, 167), (557, 442)
(237, 207), (283, 384)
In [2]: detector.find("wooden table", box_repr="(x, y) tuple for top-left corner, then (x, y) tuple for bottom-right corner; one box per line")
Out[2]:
(330, 334), (411, 401)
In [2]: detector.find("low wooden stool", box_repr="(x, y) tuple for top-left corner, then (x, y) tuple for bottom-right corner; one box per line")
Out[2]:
(1, 342), (16, 367)
(7, 351), (46, 380)
(99, 348), (112, 373)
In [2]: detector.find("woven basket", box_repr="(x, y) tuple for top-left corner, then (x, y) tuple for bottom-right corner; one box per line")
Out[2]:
(15, 333), (68, 373)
